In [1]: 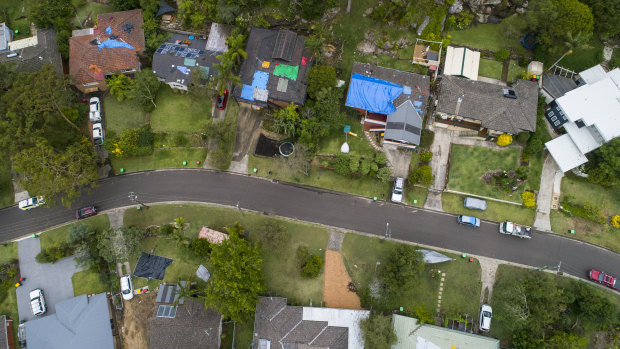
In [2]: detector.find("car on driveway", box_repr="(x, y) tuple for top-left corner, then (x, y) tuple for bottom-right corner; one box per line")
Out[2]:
(120, 275), (134, 300)
(457, 215), (481, 227)
(93, 123), (103, 146)
(29, 289), (47, 316)
(76, 206), (98, 219)
(589, 269), (617, 289)
(391, 177), (404, 203)
(479, 304), (492, 332)
(216, 90), (228, 110)
(19, 196), (45, 211)
(89, 97), (102, 122)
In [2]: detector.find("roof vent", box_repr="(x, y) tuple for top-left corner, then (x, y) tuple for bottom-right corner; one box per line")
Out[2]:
(502, 89), (517, 99)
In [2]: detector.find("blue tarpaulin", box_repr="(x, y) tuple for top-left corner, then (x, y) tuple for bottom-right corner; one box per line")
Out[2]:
(98, 40), (135, 51)
(241, 84), (255, 101)
(252, 70), (269, 90)
(177, 66), (189, 75)
(106, 26), (112, 34)
(345, 73), (403, 115)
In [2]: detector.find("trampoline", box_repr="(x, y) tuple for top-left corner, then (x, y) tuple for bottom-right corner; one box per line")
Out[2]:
(279, 142), (295, 157)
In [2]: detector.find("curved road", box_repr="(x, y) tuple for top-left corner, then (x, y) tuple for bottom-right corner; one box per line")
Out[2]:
(1, 170), (618, 280)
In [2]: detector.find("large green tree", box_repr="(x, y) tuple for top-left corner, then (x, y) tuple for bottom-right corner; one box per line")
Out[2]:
(584, 138), (620, 186)
(97, 227), (145, 263)
(580, 0), (620, 38)
(203, 226), (264, 322)
(307, 65), (337, 100)
(381, 245), (423, 292)
(360, 313), (397, 349)
(128, 70), (161, 111)
(107, 74), (135, 102)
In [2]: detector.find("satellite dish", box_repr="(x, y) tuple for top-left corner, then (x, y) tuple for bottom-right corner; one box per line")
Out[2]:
(340, 142), (350, 153)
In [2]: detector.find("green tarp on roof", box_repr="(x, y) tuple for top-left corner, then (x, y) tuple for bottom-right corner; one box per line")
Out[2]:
(184, 58), (196, 66)
(273, 64), (299, 81)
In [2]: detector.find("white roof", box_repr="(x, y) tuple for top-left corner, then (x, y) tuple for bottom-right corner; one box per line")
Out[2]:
(546, 134), (589, 172)
(443, 46), (480, 80)
(563, 122), (602, 154)
(302, 307), (369, 349)
(579, 64), (607, 84)
(205, 23), (228, 52)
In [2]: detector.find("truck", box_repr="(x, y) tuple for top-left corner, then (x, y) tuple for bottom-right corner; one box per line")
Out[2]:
(499, 221), (532, 239)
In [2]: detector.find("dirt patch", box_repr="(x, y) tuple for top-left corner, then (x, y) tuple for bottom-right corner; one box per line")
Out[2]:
(323, 250), (361, 309)
(120, 291), (156, 349)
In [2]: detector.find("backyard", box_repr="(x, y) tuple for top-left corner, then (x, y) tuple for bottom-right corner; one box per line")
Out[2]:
(478, 59), (503, 80)
(448, 19), (529, 56)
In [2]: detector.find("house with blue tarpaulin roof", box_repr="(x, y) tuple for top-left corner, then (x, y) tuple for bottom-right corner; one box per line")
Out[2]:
(346, 62), (430, 148)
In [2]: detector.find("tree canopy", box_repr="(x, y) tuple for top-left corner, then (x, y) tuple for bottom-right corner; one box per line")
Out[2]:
(360, 313), (397, 349)
(584, 137), (620, 186)
(307, 65), (337, 100)
(381, 245), (424, 292)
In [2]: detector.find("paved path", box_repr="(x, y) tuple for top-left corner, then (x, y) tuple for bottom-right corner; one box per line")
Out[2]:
(16, 237), (82, 322)
(107, 207), (127, 229)
(424, 127), (451, 211)
(327, 230), (345, 251)
(533, 154), (561, 232)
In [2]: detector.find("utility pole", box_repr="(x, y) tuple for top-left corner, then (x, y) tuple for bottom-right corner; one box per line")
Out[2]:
(128, 192), (149, 209)
(384, 222), (391, 240)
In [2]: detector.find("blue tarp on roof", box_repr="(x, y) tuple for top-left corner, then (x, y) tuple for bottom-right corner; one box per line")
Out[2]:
(98, 40), (135, 51)
(252, 70), (269, 90)
(241, 84), (255, 101)
(345, 73), (403, 115)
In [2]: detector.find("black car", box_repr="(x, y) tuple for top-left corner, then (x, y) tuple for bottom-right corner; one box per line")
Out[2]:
(75, 206), (98, 219)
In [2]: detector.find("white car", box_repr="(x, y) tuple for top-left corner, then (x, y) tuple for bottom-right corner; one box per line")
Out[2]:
(29, 289), (47, 316)
(18, 196), (45, 211)
(120, 275), (134, 300)
(479, 304), (493, 332)
(89, 97), (102, 122)
(391, 177), (404, 203)
(93, 123), (103, 146)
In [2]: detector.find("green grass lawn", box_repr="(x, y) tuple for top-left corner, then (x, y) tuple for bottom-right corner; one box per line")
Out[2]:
(110, 148), (208, 174)
(478, 59), (503, 80)
(404, 185), (428, 207)
(550, 211), (620, 252)
(0, 242), (17, 264)
(0, 159), (13, 208)
(104, 97), (148, 135)
(525, 152), (544, 192)
(318, 115), (376, 157)
(341, 233), (481, 318)
(249, 155), (391, 199)
(442, 192), (535, 226)
(548, 37), (604, 73)
(40, 215), (111, 251)
(0, 0), (37, 39)
(207, 100), (238, 170)
(72, 269), (109, 296)
(448, 144), (524, 202)
(150, 87), (212, 133)
(561, 174), (620, 217)
(448, 20), (527, 55)
(74, 2), (114, 26)
(507, 60), (525, 83)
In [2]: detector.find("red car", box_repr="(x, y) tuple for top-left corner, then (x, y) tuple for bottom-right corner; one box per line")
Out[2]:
(216, 90), (228, 110)
(589, 269), (617, 289)
(75, 206), (98, 219)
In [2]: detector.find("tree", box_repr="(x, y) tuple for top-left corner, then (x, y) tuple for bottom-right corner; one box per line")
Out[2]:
(30, 0), (74, 29)
(584, 137), (620, 186)
(259, 219), (290, 249)
(360, 314), (397, 349)
(225, 30), (247, 66)
(307, 65), (337, 100)
(191, 238), (212, 256)
(111, 0), (141, 10)
(272, 103), (300, 137)
(381, 245), (423, 291)
(525, 0), (593, 52)
(189, 68), (212, 98)
(128, 70), (161, 111)
(580, 0), (620, 38)
(571, 282), (615, 328)
(545, 331), (587, 349)
(173, 278), (198, 314)
(413, 166), (433, 186)
(68, 223), (100, 269)
(174, 217), (187, 235)
(12, 138), (99, 207)
(301, 254), (324, 278)
(211, 57), (242, 95)
(550, 31), (592, 68)
(376, 167), (391, 183)
(203, 227), (264, 322)
(107, 74), (134, 101)
(97, 227), (145, 263)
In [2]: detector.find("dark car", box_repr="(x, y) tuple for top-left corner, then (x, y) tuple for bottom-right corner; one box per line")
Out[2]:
(589, 269), (617, 289)
(457, 214), (481, 227)
(216, 90), (228, 110)
(76, 206), (98, 219)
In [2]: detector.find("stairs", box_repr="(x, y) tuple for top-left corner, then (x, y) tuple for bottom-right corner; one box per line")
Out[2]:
(364, 131), (383, 152)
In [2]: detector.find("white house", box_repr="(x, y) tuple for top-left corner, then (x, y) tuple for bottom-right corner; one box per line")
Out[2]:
(545, 65), (620, 172)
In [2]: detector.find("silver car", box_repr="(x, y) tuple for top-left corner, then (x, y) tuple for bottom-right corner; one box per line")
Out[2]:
(29, 289), (47, 316)
(89, 97), (102, 122)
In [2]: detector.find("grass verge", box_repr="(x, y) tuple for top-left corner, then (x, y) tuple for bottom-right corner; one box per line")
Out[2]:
(150, 87), (212, 133)
(442, 192), (535, 225)
(104, 97), (148, 135)
(404, 186), (428, 207)
(110, 148), (208, 174)
(0, 242), (18, 264)
(40, 215), (110, 251)
(550, 211), (620, 252)
(72, 269), (109, 296)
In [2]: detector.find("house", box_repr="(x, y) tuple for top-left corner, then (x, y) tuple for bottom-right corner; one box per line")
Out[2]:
(545, 66), (620, 172)
(233, 27), (313, 108)
(149, 282), (222, 349)
(69, 9), (145, 93)
(0, 315), (14, 349)
(435, 75), (538, 136)
(392, 314), (499, 349)
(0, 23), (13, 54)
(345, 62), (430, 149)
(152, 23), (230, 91)
(0, 29), (63, 74)
(443, 46), (480, 81)
(253, 296), (369, 348)
(23, 293), (115, 349)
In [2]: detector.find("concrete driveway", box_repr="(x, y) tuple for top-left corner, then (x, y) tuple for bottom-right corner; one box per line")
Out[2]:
(16, 237), (82, 322)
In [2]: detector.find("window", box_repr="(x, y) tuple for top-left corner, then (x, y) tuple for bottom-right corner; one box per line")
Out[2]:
(82, 82), (99, 87)
(121, 68), (136, 73)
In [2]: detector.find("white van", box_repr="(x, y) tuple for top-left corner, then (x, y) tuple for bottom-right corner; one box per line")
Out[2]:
(29, 289), (47, 316)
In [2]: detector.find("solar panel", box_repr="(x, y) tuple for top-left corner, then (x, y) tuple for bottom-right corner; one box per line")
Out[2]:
(156, 305), (165, 317)
(156, 49), (163, 54)
(156, 305), (178, 318)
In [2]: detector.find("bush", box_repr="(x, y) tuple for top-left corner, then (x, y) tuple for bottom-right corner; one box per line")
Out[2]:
(497, 134), (513, 146)
(333, 154), (351, 175)
(359, 159), (371, 175)
(374, 153), (387, 166)
(349, 155), (360, 173)
(518, 57), (530, 67)
(612, 215), (620, 229)
(307, 65), (337, 100)
(560, 201), (607, 224)
(522, 191), (536, 208)
(376, 167), (391, 183)
(516, 166), (529, 180)
(517, 132), (530, 144)
(301, 255), (324, 278)
(159, 224), (175, 235)
(413, 166), (433, 186)
(495, 49), (511, 61)
(419, 150), (433, 162)
(419, 130), (435, 148)
(191, 238), (212, 256)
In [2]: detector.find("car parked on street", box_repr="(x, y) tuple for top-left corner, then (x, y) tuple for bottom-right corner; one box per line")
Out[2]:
(391, 177), (404, 203)
(216, 90), (228, 110)
(19, 196), (45, 211)
(120, 275), (134, 300)
(589, 269), (617, 289)
(93, 123), (103, 146)
(29, 289), (47, 316)
(89, 97), (102, 122)
(479, 304), (492, 332)
(457, 214), (481, 227)
(75, 206), (98, 219)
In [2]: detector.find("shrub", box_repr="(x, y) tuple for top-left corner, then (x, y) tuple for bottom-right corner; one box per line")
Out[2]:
(419, 151), (433, 162)
(495, 49), (510, 61)
(376, 167), (391, 183)
(349, 155), (360, 173)
(517, 132), (530, 144)
(419, 130), (435, 148)
(497, 134), (513, 146)
(159, 224), (175, 235)
(370, 162), (379, 173)
(260, 219), (290, 248)
(518, 57), (530, 67)
(516, 166), (529, 180)
(359, 159), (371, 175)
(307, 65), (337, 100)
(560, 201), (607, 224)
(522, 191), (536, 208)
(374, 153), (387, 166)
(301, 255), (324, 278)
(333, 154), (351, 175)
(413, 166), (433, 186)
(611, 215), (620, 228)
(522, 152), (530, 163)
(191, 238), (212, 256)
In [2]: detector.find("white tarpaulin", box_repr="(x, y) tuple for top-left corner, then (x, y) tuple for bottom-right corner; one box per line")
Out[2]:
(420, 249), (454, 264)
(195, 264), (211, 282)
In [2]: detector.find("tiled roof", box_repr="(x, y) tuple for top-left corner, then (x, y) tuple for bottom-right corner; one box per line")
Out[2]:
(69, 9), (145, 85)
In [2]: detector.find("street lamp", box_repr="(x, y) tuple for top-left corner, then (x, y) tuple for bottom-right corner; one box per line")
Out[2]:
(128, 192), (149, 209)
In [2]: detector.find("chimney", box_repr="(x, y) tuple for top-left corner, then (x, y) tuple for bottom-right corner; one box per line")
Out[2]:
(455, 95), (464, 115)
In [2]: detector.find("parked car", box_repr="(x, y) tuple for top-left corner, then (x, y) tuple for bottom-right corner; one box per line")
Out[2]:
(120, 275), (134, 300)
(29, 289), (47, 316)
(216, 90), (228, 110)
(464, 197), (487, 210)
(75, 206), (98, 219)
(89, 97), (102, 122)
(479, 304), (492, 332)
(93, 123), (103, 146)
(18, 196), (45, 211)
(391, 177), (404, 203)
(589, 269), (617, 289)
(457, 214), (481, 227)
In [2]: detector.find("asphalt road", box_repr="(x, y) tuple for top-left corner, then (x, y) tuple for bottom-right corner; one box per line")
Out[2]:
(1, 170), (618, 281)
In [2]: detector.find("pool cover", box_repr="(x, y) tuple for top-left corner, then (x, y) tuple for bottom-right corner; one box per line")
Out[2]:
(133, 252), (173, 280)
(345, 73), (403, 115)
(273, 64), (299, 81)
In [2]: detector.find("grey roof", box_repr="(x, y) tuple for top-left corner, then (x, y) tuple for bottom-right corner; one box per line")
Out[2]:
(384, 100), (422, 145)
(0, 23), (12, 53)
(150, 296), (222, 349)
(437, 75), (538, 134)
(233, 27), (313, 107)
(253, 297), (348, 349)
(0, 29), (63, 74)
(0, 315), (7, 349)
(24, 293), (114, 349)
(542, 72), (578, 99)
(152, 33), (222, 87)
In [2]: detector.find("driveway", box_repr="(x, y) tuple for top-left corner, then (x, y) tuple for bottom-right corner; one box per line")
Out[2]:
(383, 144), (411, 178)
(16, 237), (82, 322)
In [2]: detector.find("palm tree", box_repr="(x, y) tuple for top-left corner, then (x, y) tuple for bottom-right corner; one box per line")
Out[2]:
(211, 56), (242, 96)
(174, 217), (186, 235)
(225, 33), (248, 66)
(172, 278), (197, 315)
(551, 31), (591, 68)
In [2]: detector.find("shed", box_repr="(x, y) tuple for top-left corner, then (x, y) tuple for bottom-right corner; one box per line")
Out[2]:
(443, 46), (480, 80)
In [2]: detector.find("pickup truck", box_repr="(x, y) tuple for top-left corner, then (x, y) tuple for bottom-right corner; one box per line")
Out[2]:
(499, 221), (532, 239)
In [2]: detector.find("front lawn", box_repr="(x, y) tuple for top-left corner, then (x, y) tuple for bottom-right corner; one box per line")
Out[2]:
(150, 87), (212, 133)
(478, 59), (503, 80)
(561, 174), (620, 217)
(72, 269), (109, 296)
(110, 148), (208, 174)
(104, 97), (148, 135)
(550, 211), (620, 252)
(442, 192), (535, 225)
(40, 215), (111, 251)
(318, 115), (376, 158)
(0, 158), (13, 208)
(404, 186), (428, 207)
(448, 144), (524, 202)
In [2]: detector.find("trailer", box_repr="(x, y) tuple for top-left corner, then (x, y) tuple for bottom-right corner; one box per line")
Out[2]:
(499, 221), (532, 239)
